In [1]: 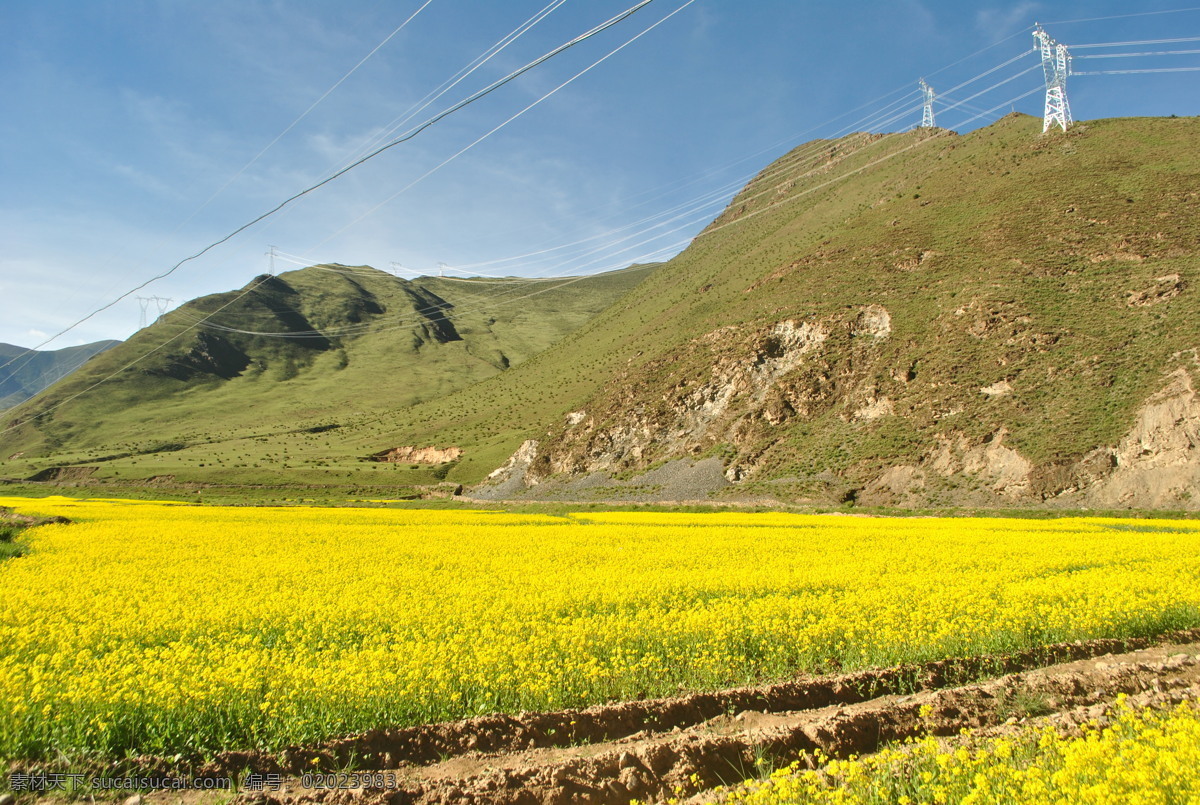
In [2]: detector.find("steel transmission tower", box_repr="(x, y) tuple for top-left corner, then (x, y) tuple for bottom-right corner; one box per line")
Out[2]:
(136, 296), (173, 329)
(1034, 24), (1072, 133)
(919, 79), (935, 128)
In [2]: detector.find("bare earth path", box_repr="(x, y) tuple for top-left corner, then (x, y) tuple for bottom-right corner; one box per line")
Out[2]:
(76, 629), (1198, 805)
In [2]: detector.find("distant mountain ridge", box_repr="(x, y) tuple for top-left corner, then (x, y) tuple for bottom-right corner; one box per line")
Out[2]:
(0, 341), (120, 410)
(0, 264), (656, 475)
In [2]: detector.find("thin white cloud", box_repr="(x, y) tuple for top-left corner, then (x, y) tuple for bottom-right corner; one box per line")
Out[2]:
(898, 0), (938, 37)
(976, 3), (1040, 41)
(109, 163), (183, 200)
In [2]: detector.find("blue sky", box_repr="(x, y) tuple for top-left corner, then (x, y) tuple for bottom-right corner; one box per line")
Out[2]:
(1, 0), (1198, 348)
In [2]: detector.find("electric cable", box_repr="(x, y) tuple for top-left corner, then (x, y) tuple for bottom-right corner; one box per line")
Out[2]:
(309, 87), (921, 278)
(0, 276), (277, 437)
(327, 0), (571, 175)
(1071, 36), (1200, 49)
(186, 54), (1008, 339)
(246, 32), (1035, 292)
(1044, 8), (1200, 26)
(1072, 66), (1200, 75)
(185, 131), (924, 340)
(0, 0), (662, 374)
(1074, 48), (1200, 59)
(203, 0), (438, 215)
(692, 82), (1048, 246)
(0, 1), (439, 377)
(255, 0), (572, 237)
(300, 0), (699, 258)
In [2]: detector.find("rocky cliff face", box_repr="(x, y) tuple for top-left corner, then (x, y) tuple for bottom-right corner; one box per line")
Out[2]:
(860, 363), (1200, 509)
(525, 307), (893, 484)
(487, 312), (1200, 510)
(1083, 365), (1200, 508)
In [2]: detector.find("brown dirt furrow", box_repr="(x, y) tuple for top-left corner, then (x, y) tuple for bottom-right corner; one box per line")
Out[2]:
(25, 633), (1199, 805)
(301, 643), (1196, 805)
(184, 627), (1200, 785)
(0, 506), (69, 527)
(104, 633), (1193, 805)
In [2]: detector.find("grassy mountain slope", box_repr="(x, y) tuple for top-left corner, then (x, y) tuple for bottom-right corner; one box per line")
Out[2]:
(332, 113), (1200, 503)
(4, 113), (1198, 506)
(0, 264), (655, 479)
(0, 341), (120, 410)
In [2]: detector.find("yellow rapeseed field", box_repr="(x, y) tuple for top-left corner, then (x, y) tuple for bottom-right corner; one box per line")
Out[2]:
(720, 695), (1200, 804)
(1, 497), (1199, 760)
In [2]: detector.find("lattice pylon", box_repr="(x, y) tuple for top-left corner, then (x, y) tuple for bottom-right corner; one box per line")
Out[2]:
(1034, 24), (1072, 133)
(919, 79), (935, 128)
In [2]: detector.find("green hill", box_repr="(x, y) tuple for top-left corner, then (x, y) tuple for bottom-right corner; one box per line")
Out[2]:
(4, 113), (1199, 509)
(0, 340), (120, 410)
(0, 264), (655, 481)
(337, 114), (1200, 508)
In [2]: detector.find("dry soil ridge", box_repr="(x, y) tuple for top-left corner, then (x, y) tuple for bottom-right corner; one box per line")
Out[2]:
(72, 628), (1200, 805)
(308, 639), (1200, 805)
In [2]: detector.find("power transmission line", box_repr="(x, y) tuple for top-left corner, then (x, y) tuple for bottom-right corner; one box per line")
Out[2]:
(1073, 66), (1200, 75)
(1044, 7), (1200, 26)
(300, 0), (699, 257)
(198, 0), (438, 221)
(1071, 36), (1200, 48)
(232, 40), (1040, 312)
(253, 0), (572, 237)
(0, 277), (276, 437)
(0, 80), (1051, 446)
(1075, 48), (1200, 59)
(329, 0), (571, 174)
(32, 41), (1040, 348)
(0, 0), (662, 378)
(0, 2), (437, 377)
(182, 79), (1043, 344)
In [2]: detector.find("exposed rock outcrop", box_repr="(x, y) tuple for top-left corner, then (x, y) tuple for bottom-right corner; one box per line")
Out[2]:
(482, 440), (540, 495)
(517, 357), (1200, 509)
(859, 367), (1200, 510)
(374, 446), (462, 464)
(525, 314), (849, 485)
(500, 308), (897, 491)
(1127, 274), (1184, 307)
(1083, 368), (1200, 508)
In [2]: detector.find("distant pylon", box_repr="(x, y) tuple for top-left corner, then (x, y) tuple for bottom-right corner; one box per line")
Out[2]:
(437, 262), (448, 278)
(136, 296), (173, 329)
(390, 261), (404, 277)
(1034, 24), (1072, 133)
(266, 245), (277, 275)
(919, 79), (935, 128)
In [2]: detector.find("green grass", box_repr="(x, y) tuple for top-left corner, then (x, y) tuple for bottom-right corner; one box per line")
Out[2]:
(0, 524), (27, 560)
(0, 515), (35, 560)
(0, 264), (656, 484)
